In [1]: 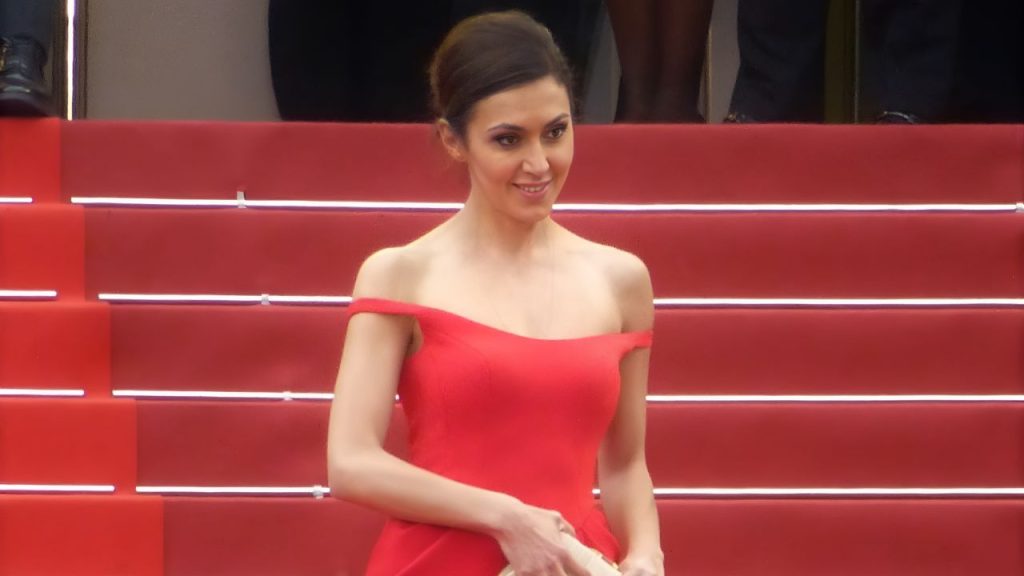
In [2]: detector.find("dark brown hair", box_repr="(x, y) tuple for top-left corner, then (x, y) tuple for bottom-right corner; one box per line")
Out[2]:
(429, 11), (575, 140)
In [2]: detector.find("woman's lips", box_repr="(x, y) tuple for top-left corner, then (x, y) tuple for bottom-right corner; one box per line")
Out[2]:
(513, 181), (551, 199)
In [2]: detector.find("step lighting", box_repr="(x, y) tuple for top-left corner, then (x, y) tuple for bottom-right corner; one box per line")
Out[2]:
(69, 197), (1018, 213)
(0, 290), (58, 299)
(0, 483), (114, 493)
(0, 197), (32, 204)
(0, 388), (85, 397)
(132, 486), (1024, 498)
(95, 294), (1024, 307)
(110, 390), (1024, 404)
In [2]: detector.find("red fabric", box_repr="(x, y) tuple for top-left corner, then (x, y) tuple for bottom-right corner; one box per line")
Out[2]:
(0, 119), (60, 203)
(658, 499), (1024, 575)
(645, 402), (1024, 486)
(0, 302), (111, 395)
(0, 399), (137, 491)
(0, 495), (163, 576)
(0, 205), (86, 299)
(345, 298), (651, 574)
(111, 304), (345, 393)
(61, 121), (1023, 203)
(163, 497), (385, 576)
(84, 209), (1024, 297)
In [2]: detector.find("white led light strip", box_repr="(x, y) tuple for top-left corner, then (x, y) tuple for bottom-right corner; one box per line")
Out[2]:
(0, 483), (114, 493)
(136, 485), (330, 497)
(656, 298), (1024, 307)
(113, 390), (333, 401)
(645, 394), (1024, 403)
(0, 290), (58, 299)
(132, 485), (1024, 497)
(70, 196), (1023, 213)
(98, 293), (351, 305)
(96, 293), (1024, 308)
(111, 390), (1024, 403)
(645, 488), (1024, 497)
(0, 197), (33, 204)
(0, 388), (85, 397)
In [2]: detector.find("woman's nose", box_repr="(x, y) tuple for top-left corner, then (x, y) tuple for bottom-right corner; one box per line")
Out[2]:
(521, 140), (550, 175)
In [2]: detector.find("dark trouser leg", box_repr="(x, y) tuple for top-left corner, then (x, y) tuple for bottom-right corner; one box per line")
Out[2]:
(0, 0), (58, 116)
(863, 0), (962, 121)
(729, 0), (830, 122)
(0, 0), (57, 46)
(268, 0), (357, 121)
(449, 0), (601, 103)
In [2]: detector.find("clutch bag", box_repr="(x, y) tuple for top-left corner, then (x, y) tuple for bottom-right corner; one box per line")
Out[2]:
(498, 532), (621, 575)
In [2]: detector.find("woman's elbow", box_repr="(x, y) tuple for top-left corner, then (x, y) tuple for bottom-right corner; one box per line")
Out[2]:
(327, 451), (375, 501)
(327, 453), (364, 498)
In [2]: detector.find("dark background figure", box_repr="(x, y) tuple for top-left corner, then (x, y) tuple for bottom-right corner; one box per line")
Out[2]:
(607, 0), (714, 122)
(269, 0), (601, 122)
(727, 0), (963, 123)
(0, 0), (58, 116)
(269, 1), (453, 122)
(449, 0), (602, 111)
(947, 0), (1023, 123)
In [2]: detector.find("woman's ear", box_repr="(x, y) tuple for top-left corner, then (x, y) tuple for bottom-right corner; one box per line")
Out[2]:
(437, 120), (467, 163)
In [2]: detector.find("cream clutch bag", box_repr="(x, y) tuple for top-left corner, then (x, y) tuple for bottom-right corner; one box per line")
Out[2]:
(499, 532), (621, 575)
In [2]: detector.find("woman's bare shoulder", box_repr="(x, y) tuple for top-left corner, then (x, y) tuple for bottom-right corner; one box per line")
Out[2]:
(351, 244), (431, 301)
(352, 217), (455, 300)
(561, 231), (653, 329)
(562, 230), (649, 290)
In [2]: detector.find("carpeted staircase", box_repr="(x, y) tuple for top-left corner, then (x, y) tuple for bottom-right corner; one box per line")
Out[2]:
(1, 118), (1022, 575)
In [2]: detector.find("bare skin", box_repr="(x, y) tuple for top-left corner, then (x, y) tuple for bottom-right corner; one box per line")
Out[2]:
(327, 75), (663, 576)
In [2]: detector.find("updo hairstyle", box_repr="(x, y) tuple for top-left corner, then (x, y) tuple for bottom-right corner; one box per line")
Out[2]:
(428, 11), (575, 141)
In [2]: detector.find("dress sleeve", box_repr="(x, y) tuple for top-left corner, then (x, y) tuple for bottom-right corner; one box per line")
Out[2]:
(346, 297), (423, 319)
(622, 329), (653, 352)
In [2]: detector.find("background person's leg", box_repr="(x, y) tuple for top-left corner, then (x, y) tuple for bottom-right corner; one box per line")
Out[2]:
(606, 0), (656, 121)
(0, 0), (59, 116)
(728, 0), (830, 122)
(651, 0), (713, 122)
(865, 0), (962, 122)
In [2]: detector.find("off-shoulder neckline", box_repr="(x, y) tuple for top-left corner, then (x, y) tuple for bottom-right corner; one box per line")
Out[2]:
(349, 297), (653, 344)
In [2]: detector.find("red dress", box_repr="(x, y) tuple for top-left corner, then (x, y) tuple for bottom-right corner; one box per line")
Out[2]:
(348, 298), (653, 575)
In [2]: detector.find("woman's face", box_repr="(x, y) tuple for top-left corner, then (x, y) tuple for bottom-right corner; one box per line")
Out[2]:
(445, 75), (574, 223)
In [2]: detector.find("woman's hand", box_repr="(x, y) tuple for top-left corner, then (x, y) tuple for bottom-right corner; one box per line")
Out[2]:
(492, 501), (591, 575)
(618, 552), (664, 576)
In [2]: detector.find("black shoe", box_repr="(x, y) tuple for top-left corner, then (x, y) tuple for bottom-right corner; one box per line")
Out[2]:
(0, 37), (55, 117)
(723, 111), (756, 123)
(875, 111), (921, 124)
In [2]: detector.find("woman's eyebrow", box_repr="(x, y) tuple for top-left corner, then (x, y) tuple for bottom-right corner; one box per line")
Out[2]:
(486, 113), (570, 133)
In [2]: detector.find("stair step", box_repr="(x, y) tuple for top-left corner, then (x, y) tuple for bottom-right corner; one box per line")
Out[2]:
(0, 301), (111, 395)
(0, 399), (137, 490)
(124, 400), (1024, 487)
(103, 304), (1024, 395)
(157, 496), (1024, 575)
(0, 494), (162, 576)
(81, 209), (1024, 297)
(61, 122), (1024, 203)
(0, 204), (86, 298)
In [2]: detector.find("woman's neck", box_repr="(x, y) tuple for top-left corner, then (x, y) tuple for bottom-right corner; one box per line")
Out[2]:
(455, 193), (554, 262)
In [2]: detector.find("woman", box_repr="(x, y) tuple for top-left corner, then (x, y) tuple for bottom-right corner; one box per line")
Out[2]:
(327, 11), (663, 576)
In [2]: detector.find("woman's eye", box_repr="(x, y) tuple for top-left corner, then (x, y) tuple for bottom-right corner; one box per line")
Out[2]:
(495, 134), (519, 147)
(548, 125), (567, 139)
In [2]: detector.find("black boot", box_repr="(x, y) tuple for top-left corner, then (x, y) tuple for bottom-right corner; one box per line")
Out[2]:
(0, 37), (55, 117)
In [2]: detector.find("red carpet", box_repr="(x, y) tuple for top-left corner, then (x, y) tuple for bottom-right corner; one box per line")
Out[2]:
(1, 119), (1022, 574)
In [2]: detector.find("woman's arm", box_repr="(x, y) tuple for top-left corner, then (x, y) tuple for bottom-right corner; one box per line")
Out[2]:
(598, 253), (664, 575)
(327, 249), (590, 575)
